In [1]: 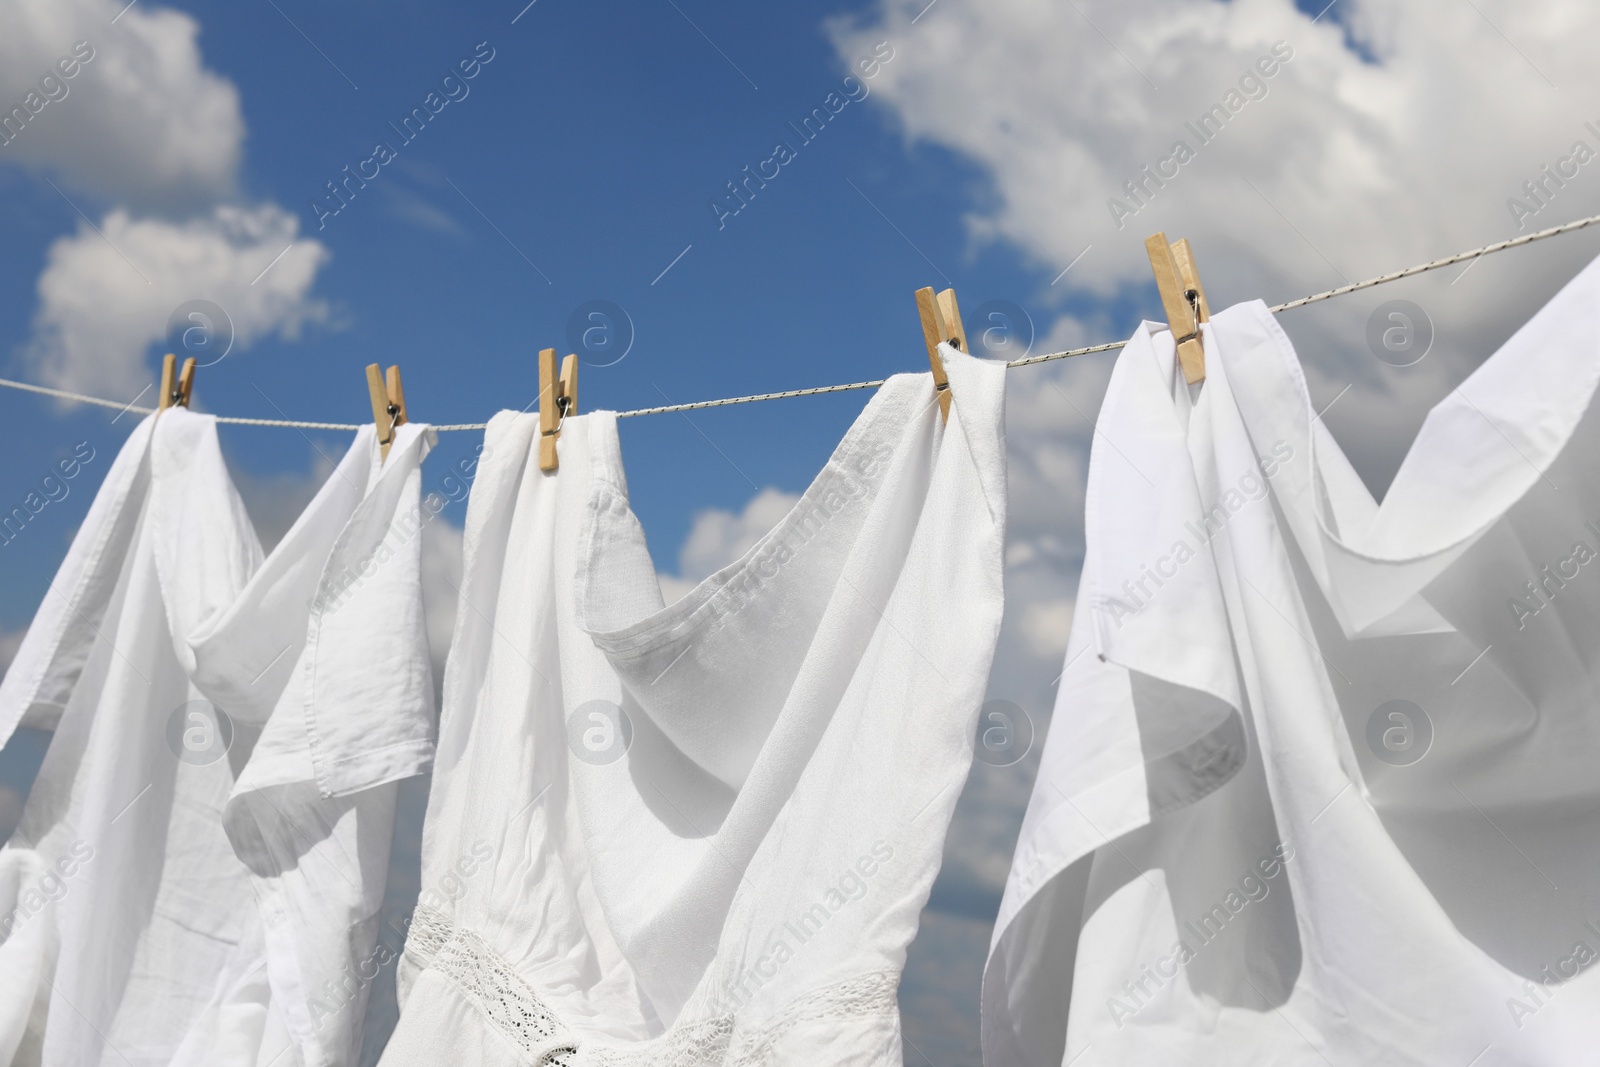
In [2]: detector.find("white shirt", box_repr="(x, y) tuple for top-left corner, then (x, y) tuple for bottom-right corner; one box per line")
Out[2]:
(986, 260), (1600, 1066)
(0, 409), (267, 1066)
(381, 348), (1007, 1065)
(0, 412), (436, 1067)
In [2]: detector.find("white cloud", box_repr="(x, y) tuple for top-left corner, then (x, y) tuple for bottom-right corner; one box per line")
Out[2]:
(658, 487), (801, 604)
(25, 203), (330, 396)
(230, 444), (340, 554)
(0, 0), (242, 207)
(831, 0), (1600, 503)
(656, 573), (698, 608)
(831, 0), (1600, 314)
(420, 514), (463, 685)
(1017, 596), (1075, 663)
(0, 1), (332, 400)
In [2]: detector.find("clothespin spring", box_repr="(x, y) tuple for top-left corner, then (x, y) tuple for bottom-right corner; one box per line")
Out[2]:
(366, 363), (408, 461)
(538, 350), (579, 472)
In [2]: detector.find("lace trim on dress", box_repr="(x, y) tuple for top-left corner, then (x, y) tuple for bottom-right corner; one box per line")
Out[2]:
(429, 922), (580, 1065)
(569, 971), (900, 1066)
(725, 970), (901, 1065)
(416, 917), (901, 1067)
(404, 903), (452, 969)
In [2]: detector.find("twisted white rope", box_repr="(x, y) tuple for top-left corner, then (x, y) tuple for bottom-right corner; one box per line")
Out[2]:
(6, 209), (1599, 430)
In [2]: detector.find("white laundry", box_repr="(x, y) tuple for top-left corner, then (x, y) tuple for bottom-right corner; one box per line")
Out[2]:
(0, 411), (436, 1067)
(0, 408), (270, 1066)
(379, 347), (1006, 1066)
(985, 260), (1600, 1066)
(189, 421), (437, 1067)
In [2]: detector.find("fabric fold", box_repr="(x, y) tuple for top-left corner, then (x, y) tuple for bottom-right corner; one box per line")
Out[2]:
(985, 263), (1600, 1066)
(1, 410), (436, 1067)
(192, 420), (438, 1067)
(383, 349), (1006, 1066)
(0, 409), (267, 1067)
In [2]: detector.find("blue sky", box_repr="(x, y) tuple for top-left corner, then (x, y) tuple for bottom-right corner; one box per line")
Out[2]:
(6, 0), (1600, 1062)
(0, 0), (1064, 582)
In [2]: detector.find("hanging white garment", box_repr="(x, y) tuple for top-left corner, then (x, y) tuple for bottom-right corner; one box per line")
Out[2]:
(985, 259), (1600, 1066)
(380, 348), (1006, 1066)
(0, 412), (436, 1067)
(0, 409), (271, 1066)
(188, 421), (438, 1067)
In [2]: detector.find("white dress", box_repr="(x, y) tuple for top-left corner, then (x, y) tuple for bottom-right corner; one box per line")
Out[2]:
(380, 348), (1006, 1065)
(0, 412), (436, 1067)
(985, 260), (1600, 1065)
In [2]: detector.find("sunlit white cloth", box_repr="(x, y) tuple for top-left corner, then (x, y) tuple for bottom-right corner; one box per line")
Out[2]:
(381, 349), (1006, 1066)
(986, 263), (1600, 1066)
(0, 412), (435, 1067)
(0, 408), (272, 1066)
(191, 421), (437, 1067)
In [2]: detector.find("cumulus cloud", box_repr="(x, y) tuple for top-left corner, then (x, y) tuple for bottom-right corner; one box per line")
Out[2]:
(420, 514), (464, 686)
(1, 0), (331, 399)
(831, 0), (1600, 308)
(0, 0), (242, 207)
(230, 446), (340, 554)
(832, 0), (1600, 490)
(657, 487), (801, 604)
(25, 203), (330, 396)
(1017, 596), (1075, 663)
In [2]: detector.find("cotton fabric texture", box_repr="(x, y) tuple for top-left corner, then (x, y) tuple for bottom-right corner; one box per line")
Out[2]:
(0, 412), (435, 1067)
(381, 348), (1006, 1066)
(189, 420), (437, 1067)
(985, 259), (1600, 1066)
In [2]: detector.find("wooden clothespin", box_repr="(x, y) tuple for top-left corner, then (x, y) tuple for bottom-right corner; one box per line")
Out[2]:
(913, 287), (969, 421)
(1145, 233), (1210, 384)
(158, 353), (196, 410)
(538, 348), (578, 472)
(365, 363), (408, 461)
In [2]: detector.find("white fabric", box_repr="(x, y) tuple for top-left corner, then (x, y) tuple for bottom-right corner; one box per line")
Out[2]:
(985, 259), (1600, 1066)
(0, 409), (269, 1066)
(190, 421), (437, 1067)
(380, 348), (1006, 1066)
(0, 413), (435, 1067)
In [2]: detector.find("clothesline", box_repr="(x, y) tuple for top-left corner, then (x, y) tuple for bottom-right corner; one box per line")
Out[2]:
(4, 209), (1600, 430)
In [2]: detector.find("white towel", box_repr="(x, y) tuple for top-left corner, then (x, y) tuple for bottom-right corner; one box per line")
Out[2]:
(381, 347), (1007, 1065)
(986, 259), (1600, 1066)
